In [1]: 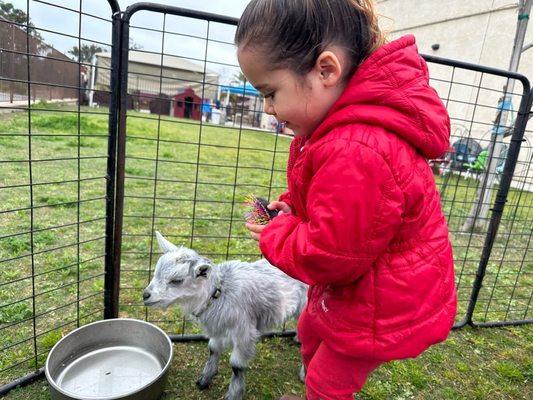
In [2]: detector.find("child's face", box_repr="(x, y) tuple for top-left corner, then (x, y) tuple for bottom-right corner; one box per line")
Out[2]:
(238, 47), (346, 138)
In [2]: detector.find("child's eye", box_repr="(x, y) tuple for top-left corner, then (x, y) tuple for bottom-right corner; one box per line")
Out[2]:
(170, 278), (184, 285)
(265, 91), (275, 100)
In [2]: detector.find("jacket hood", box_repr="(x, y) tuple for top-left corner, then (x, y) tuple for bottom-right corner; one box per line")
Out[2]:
(309, 35), (450, 159)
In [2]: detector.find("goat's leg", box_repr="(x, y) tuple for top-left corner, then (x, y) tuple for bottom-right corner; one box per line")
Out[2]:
(298, 363), (306, 383)
(196, 337), (223, 390)
(224, 333), (258, 400)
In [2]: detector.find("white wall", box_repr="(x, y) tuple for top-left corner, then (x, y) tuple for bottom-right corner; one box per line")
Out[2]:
(376, 0), (533, 187)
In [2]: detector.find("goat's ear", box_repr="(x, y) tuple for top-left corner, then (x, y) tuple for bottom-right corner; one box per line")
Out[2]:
(194, 263), (211, 278)
(155, 231), (178, 253)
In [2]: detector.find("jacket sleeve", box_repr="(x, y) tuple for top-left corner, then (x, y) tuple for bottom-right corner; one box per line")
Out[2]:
(277, 190), (292, 209)
(259, 140), (404, 286)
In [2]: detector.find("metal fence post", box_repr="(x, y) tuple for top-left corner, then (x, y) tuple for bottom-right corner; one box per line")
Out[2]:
(104, 11), (123, 320)
(107, 8), (133, 321)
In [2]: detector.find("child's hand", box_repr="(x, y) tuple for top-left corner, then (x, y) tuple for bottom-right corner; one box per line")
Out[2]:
(245, 201), (291, 241)
(245, 222), (266, 241)
(267, 201), (291, 216)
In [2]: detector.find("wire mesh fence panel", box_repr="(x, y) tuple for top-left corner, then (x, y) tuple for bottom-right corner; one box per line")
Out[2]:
(1, 1), (532, 395)
(470, 124), (533, 326)
(0, 0), (117, 388)
(426, 58), (531, 326)
(114, 6), (533, 336)
(116, 6), (292, 336)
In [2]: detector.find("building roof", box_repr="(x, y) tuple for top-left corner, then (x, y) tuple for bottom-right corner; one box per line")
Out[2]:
(220, 83), (260, 97)
(95, 50), (218, 75)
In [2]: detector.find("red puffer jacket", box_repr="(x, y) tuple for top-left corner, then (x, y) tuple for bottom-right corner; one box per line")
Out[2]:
(259, 35), (457, 361)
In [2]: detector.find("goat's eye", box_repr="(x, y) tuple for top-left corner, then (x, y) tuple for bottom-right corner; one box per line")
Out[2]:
(170, 279), (183, 285)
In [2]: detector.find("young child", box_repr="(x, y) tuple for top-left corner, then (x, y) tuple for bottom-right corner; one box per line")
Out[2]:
(236, 1), (457, 399)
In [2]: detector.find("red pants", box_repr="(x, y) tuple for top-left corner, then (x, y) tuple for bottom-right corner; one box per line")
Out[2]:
(297, 308), (381, 400)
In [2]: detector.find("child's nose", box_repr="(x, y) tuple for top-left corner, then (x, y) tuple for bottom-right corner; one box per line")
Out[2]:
(263, 99), (275, 115)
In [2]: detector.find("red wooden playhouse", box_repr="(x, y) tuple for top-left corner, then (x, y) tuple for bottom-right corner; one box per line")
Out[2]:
(173, 88), (201, 120)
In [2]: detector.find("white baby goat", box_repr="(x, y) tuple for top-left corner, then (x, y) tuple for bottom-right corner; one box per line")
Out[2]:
(143, 232), (307, 400)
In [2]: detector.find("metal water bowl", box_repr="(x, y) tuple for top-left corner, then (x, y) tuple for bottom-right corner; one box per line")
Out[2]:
(45, 319), (173, 400)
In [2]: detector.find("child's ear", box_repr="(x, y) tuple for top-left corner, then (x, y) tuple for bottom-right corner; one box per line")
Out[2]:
(315, 50), (343, 87)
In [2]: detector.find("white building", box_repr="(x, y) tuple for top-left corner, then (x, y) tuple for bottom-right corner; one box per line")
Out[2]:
(377, 1), (520, 69)
(377, 0), (532, 184)
(91, 50), (219, 110)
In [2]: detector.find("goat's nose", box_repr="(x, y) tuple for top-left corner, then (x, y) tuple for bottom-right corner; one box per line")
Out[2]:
(143, 290), (151, 300)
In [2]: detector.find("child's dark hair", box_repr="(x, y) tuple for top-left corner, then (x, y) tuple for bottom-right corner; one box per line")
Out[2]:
(235, 0), (385, 80)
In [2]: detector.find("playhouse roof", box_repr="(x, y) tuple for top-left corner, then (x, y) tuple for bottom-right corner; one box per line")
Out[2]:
(174, 87), (201, 98)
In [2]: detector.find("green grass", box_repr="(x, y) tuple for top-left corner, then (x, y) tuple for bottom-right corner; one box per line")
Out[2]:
(2, 326), (532, 399)
(1, 103), (532, 398)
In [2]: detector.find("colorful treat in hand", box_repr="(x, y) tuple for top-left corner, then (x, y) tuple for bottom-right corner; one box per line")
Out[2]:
(244, 194), (279, 225)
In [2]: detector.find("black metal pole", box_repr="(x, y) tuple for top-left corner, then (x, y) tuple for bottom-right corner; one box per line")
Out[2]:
(104, 11), (124, 319)
(169, 330), (297, 343)
(108, 10), (132, 320)
(108, 0), (120, 14)
(122, 2), (238, 24)
(473, 318), (533, 328)
(0, 369), (44, 397)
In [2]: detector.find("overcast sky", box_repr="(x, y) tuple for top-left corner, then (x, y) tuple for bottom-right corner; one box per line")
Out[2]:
(9, 0), (251, 84)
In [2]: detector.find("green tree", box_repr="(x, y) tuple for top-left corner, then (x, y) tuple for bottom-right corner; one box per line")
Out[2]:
(129, 38), (143, 50)
(68, 44), (106, 63)
(68, 39), (142, 63)
(232, 71), (247, 85)
(0, 0), (42, 39)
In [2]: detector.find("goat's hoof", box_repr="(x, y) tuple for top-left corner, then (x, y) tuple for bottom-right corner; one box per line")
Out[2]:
(223, 391), (243, 400)
(223, 395), (242, 400)
(195, 375), (212, 390)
